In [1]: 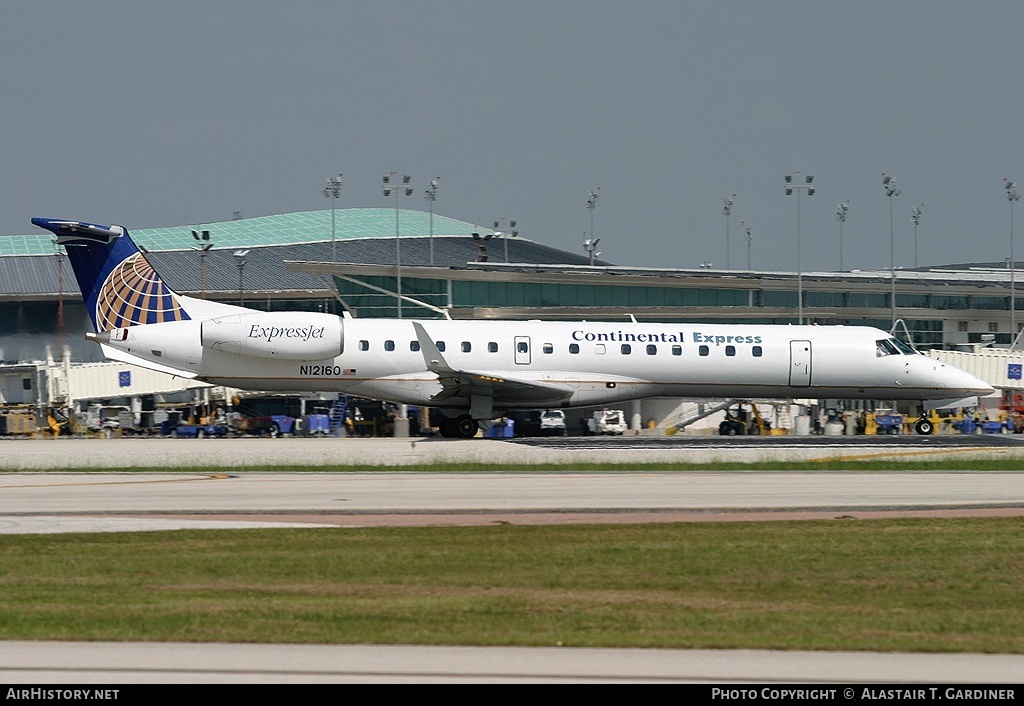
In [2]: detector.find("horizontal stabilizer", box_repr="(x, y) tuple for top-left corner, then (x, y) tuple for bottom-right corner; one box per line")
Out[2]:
(98, 343), (198, 379)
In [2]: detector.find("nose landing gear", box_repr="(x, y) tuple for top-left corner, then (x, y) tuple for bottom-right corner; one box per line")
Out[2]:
(914, 418), (934, 435)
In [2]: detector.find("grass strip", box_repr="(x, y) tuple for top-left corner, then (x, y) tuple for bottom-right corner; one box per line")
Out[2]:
(0, 518), (1021, 652)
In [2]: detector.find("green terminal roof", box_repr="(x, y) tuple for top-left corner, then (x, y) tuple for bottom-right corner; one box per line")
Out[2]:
(2, 208), (487, 256)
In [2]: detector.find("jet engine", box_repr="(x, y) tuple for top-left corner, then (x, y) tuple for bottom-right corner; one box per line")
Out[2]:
(200, 312), (343, 361)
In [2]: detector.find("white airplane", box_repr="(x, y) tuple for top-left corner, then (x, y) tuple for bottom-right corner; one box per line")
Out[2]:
(33, 217), (993, 437)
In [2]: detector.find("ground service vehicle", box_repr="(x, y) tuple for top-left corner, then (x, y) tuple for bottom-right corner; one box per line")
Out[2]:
(540, 409), (567, 436)
(587, 409), (627, 435)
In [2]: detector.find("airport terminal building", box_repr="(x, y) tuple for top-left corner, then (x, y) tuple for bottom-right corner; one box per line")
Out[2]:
(1, 208), (1021, 431)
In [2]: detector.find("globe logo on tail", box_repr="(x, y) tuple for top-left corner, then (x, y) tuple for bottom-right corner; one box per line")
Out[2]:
(95, 252), (189, 330)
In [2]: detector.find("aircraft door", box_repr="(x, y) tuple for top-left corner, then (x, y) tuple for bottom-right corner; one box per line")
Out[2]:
(789, 340), (811, 387)
(514, 336), (531, 365)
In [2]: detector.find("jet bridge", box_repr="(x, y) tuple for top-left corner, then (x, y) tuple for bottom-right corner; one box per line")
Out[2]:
(927, 348), (1022, 394)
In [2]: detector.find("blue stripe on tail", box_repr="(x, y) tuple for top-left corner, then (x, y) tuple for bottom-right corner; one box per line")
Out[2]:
(31, 218), (190, 331)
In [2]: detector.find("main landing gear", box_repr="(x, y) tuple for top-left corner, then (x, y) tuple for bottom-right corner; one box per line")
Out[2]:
(439, 414), (479, 439)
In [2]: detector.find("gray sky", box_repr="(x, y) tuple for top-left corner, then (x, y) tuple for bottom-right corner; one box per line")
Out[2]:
(3, 1), (1023, 273)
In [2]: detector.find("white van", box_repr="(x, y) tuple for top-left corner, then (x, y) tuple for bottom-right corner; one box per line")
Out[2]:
(587, 409), (627, 435)
(539, 409), (567, 436)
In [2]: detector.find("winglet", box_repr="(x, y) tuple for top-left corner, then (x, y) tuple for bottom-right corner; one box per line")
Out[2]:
(412, 322), (453, 374)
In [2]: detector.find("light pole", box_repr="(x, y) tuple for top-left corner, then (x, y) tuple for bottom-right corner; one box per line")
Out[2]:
(424, 177), (439, 266)
(323, 174), (342, 262)
(723, 195), (735, 269)
(1006, 179), (1021, 344)
(191, 228), (213, 299)
(583, 238), (601, 266)
(836, 201), (849, 271)
(742, 220), (753, 306)
(383, 172), (413, 318)
(741, 220), (753, 271)
(910, 204), (923, 269)
(471, 232), (494, 262)
(882, 174), (902, 326)
(586, 189), (599, 242)
(52, 240), (65, 333)
(233, 250), (249, 305)
(784, 173), (815, 324)
(493, 218), (518, 263)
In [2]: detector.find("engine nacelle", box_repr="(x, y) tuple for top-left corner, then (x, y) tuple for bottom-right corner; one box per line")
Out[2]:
(200, 312), (343, 361)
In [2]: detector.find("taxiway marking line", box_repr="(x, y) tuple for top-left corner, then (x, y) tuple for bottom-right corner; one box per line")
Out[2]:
(0, 474), (231, 490)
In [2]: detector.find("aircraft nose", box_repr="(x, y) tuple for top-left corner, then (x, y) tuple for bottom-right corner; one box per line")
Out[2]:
(940, 365), (994, 396)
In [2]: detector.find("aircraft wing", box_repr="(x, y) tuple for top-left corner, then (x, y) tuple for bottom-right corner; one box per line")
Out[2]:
(429, 368), (575, 406)
(412, 322), (574, 406)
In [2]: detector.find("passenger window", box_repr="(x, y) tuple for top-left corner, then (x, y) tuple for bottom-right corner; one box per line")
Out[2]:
(569, 343), (580, 354)
(752, 346), (762, 357)
(410, 341), (420, 352)
(543, 343), (553, 354)
(596, 344), (606, 355)
(437, 341), (446, 352)
(384, 340), (395, 351)
(646, 344), (657, 355)
(359, 340), (369, 351)
(488, 342), (498, 353)
(461, 341), (471, 353)
(725, 345), (736, 357)
(699, 345), (710, 356)
(517, 341), (528, 353)
(621, 344), (631, 355)
(672, 345), (682, 356)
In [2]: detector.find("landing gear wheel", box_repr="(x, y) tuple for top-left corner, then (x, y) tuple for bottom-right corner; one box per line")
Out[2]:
(454, 415), (479, 439)
(914, 419), (934, 435)
(439, 417), (456, 437)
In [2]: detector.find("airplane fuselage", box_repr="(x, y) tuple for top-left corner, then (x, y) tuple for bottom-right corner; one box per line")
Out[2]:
(95, 311), (991, 413)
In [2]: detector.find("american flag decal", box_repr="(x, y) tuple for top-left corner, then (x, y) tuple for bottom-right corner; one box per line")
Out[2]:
(343, 368), (356, 375)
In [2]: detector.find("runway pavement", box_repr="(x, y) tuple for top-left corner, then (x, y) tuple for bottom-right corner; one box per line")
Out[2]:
(1, 435), (1022, 534)
(2, 467), (1024, 534)
(1, 641), (1021, 684)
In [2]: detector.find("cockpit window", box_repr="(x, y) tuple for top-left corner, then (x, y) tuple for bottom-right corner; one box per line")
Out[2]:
(876, 338), (916, 357)
(875, 339), (901, 357)
(891, 338), (918, 355)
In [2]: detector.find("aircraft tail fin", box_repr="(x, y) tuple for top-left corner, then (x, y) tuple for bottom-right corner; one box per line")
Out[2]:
(32, 218), (191, 332)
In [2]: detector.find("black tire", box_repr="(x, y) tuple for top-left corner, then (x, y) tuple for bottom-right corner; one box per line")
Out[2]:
(269, 423), (280, 438)
(915, 419), (934, 435)
(454, 415), (478, 438)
